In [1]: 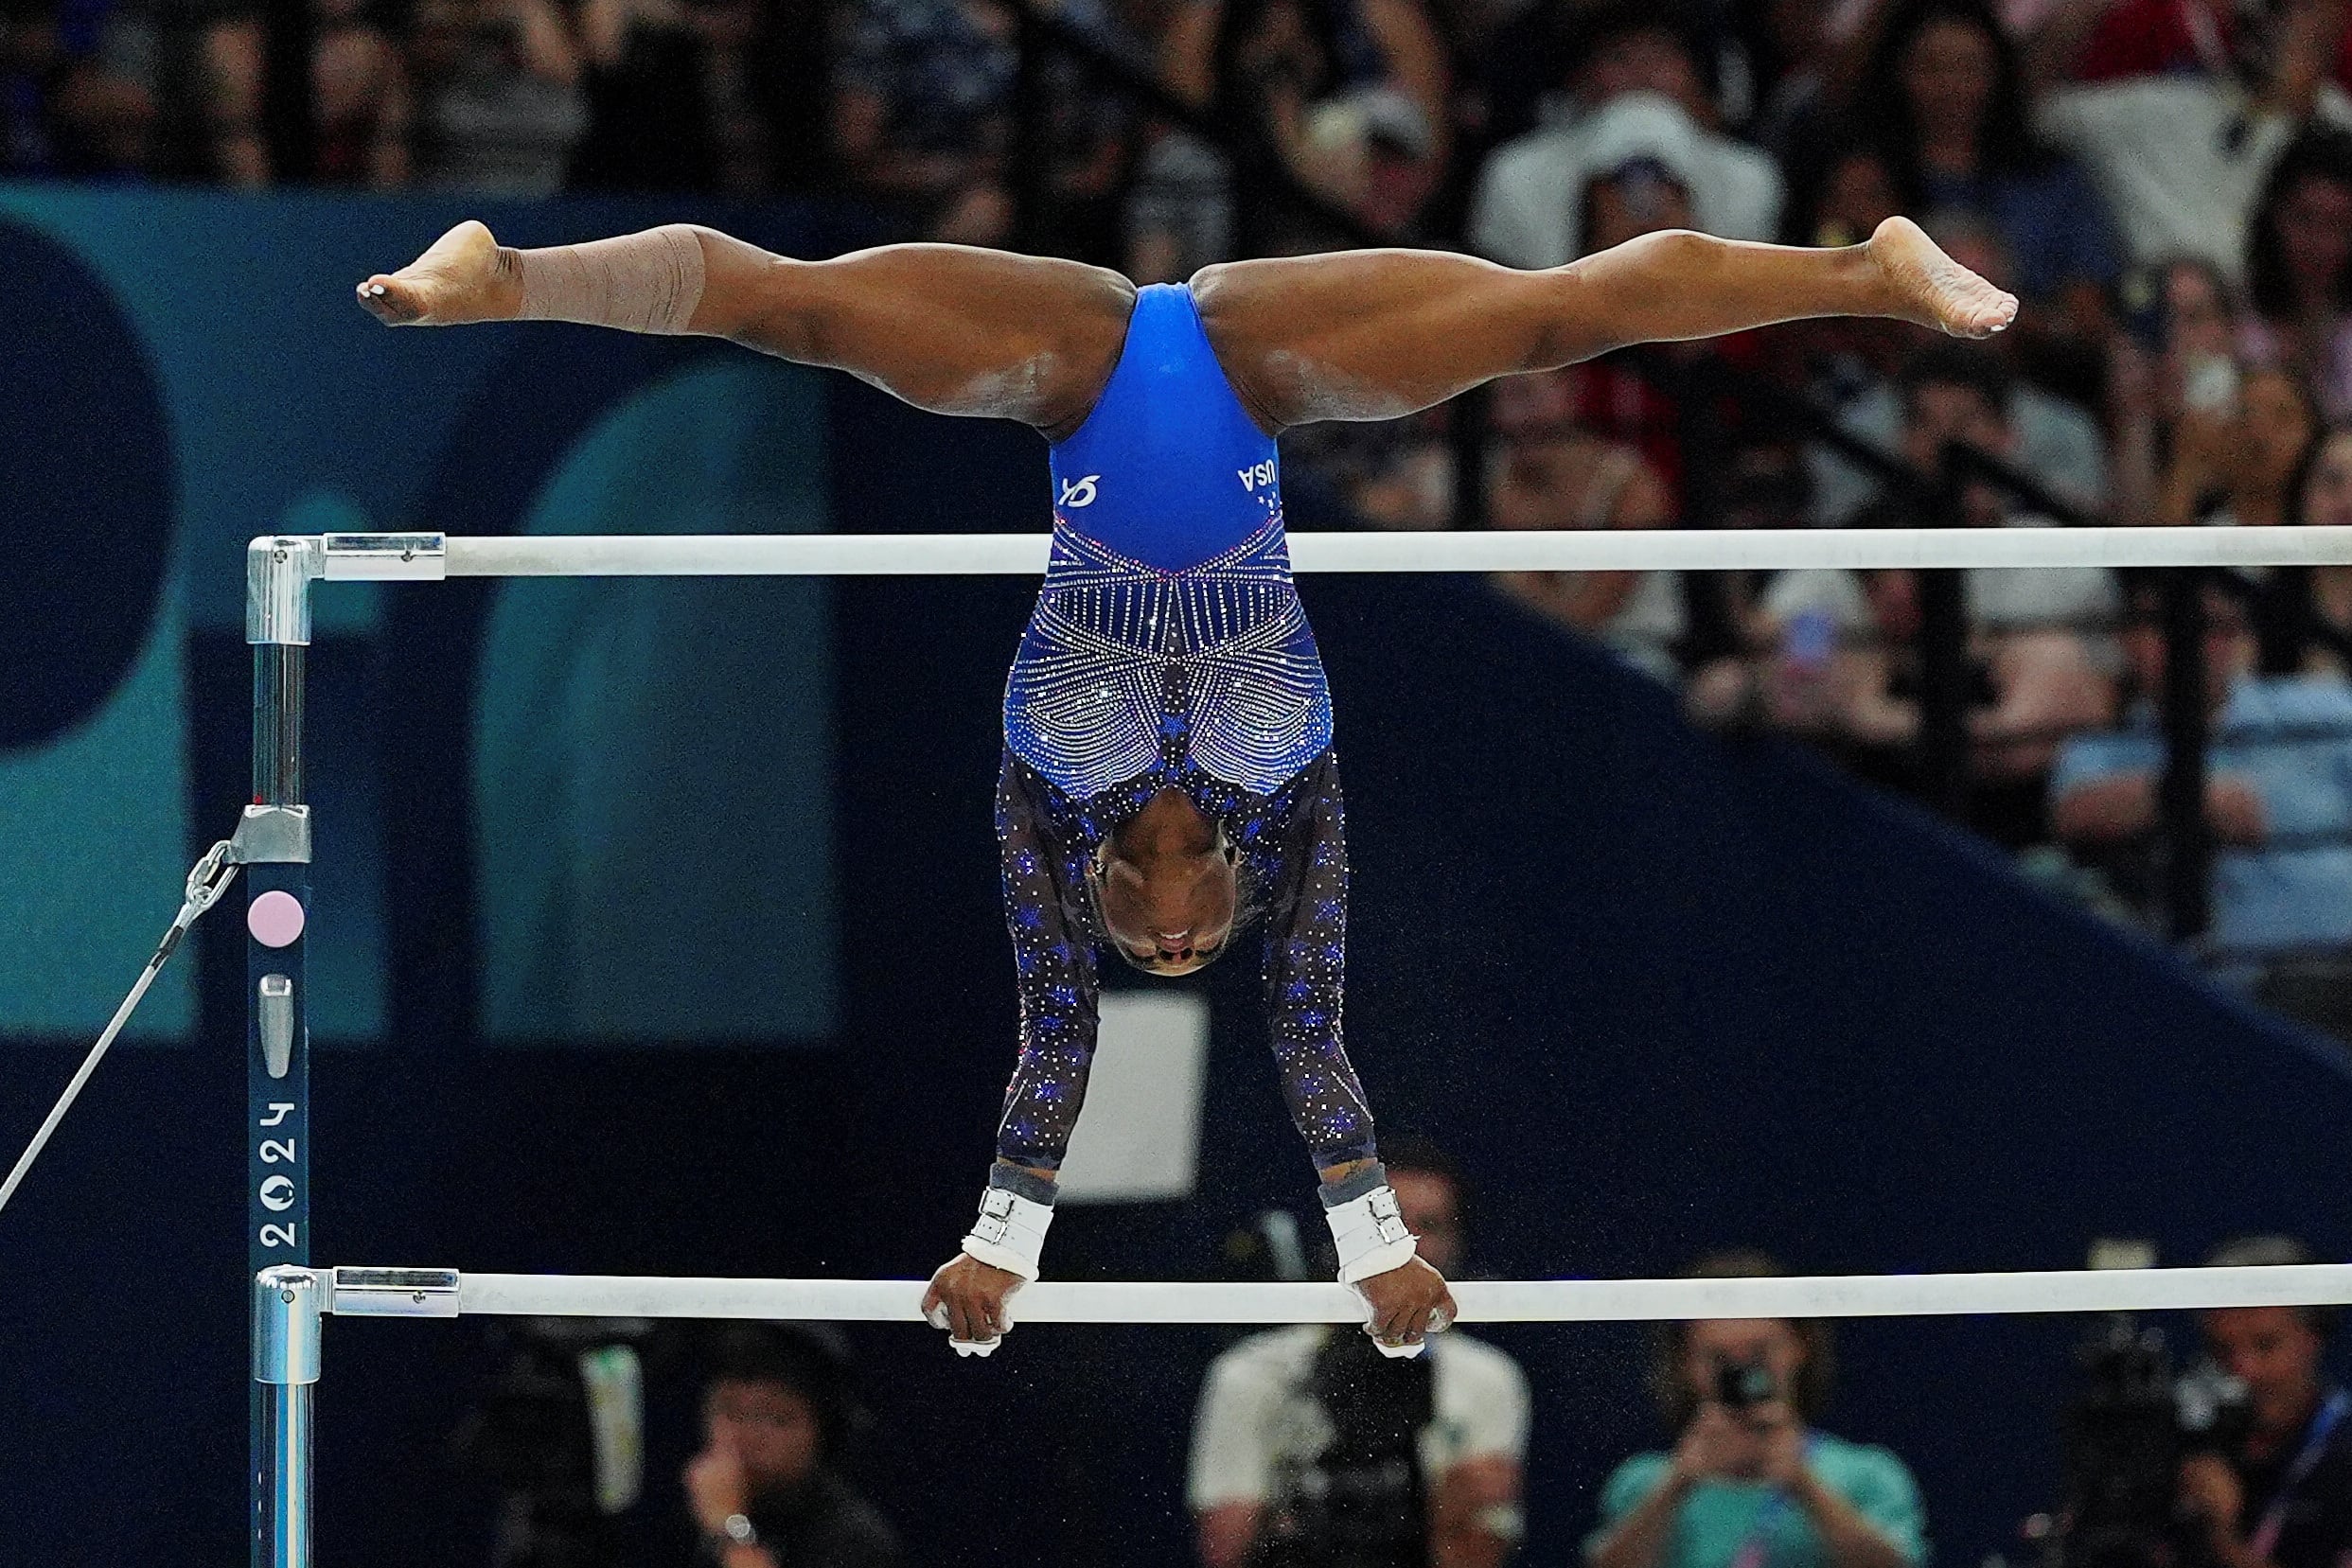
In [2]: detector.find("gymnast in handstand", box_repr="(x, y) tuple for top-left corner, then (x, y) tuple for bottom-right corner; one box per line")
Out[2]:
(359, 216), (2013, 1358)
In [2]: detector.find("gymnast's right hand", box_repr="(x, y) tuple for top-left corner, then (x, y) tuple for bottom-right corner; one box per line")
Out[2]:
(356, 220), (522, 327)
(923, 1253), (1024, 1357)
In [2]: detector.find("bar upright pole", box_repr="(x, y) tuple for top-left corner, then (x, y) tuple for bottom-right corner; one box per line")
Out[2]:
(246, 539), (319, 1567)
(253, 1267), (324, 1568)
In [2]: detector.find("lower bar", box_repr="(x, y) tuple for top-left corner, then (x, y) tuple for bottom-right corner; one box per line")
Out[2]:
(310, 1262), (2352, 1325)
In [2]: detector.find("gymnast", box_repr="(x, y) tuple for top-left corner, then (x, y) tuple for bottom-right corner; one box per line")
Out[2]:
(358, 216), (2013, 1359)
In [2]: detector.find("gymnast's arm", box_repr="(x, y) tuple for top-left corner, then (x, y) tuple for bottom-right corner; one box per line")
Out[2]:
(1190, 217), (2019, 433)
(921, 754), (1102, 1347)
(1262, 756), (1458, 1349)
(357, 220), (1137, 438)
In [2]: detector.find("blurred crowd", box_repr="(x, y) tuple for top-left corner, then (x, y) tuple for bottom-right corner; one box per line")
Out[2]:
(14, 0), (2352, 980)
(463, 1148), (2352, 1568)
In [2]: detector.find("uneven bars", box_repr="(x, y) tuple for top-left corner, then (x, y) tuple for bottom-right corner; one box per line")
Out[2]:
(317, 1263), (2352, 1324)
(286, 526), (2352, 582)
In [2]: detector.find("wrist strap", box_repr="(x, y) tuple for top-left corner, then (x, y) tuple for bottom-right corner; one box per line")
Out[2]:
(960, 1186), (1053, 1281)
(1326, 1183), (1418, 1284)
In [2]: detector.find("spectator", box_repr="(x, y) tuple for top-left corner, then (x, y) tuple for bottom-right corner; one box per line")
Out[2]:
(2179, 1235), (2352, 1568)
(2053, 0), (2352, 98)
(840, 0), (1144, 251)
(6, 0), (256, 182)
(1471, 0), (1733, 156)
(310, 0), (410, 186)
(2242, 127), (2352, 421)
(567, 0), (729, 192)
(1473, 93), (1779, 513)
(2027, 0), (2352, 282)
(1702, 346), (2118, 845)
(1134, 0), (1448, 267)
(680, 1324), (902, 1568)
(1470, 5), (1782, 273)
(2154, 366), (2319, 530)
(408, 0), (588, 195)
(0, 0), (157, 175)
(834, 0), (1011, 241)
(1809, 214), (2108, 529)
(1796, 145), (1900, 249)
(1732, 0), (1846, 164)
(2255, 420), (2352, 675)
(1585, 1249), (1926, 1568)
(167, 0), (268, 182)
(2107, 256), (2249, 528)
(1848, 0), (2121, 343)
(2051, 577), (2352, 971)
(1027, 0), (1160, 262)
(1485, 371), (1683, 684)
(1188, 1136), (1528, 1568)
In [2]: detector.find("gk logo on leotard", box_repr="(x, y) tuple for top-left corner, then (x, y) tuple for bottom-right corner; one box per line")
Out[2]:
(1237, 459), (1277, 493)
(1058, 474), (1100, 508)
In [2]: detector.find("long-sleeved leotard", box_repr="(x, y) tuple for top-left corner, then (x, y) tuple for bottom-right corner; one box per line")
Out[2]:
(990, 282), (1377, 1178)
(993, 744), (1370, 1172)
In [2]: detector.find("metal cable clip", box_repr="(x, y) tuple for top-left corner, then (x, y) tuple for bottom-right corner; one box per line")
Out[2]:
(183, 838), (240, 922)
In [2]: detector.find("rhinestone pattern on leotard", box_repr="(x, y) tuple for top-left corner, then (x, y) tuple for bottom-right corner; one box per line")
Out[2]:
(1003, 516), (1335, 800)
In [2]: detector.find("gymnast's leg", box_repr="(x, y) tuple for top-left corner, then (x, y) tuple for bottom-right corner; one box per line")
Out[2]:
(357, 221), (1136, 438)
(1190, 217), (2018, 433)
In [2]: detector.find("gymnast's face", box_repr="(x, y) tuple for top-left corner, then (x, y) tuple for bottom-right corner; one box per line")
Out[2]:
(1090, 789), (1237, 976)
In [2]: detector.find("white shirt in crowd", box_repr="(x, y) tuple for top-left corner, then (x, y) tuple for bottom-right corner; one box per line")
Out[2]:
(1470, 92), (1784, 272)
(2035, 78), (2352, 282)
(1765, 517), (2121, 641)
(1187, 1325), (1531, 1540)
(1808, 379), (2110, 530)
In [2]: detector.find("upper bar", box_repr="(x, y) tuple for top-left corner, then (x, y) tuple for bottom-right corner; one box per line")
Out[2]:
(312, 1263), (2352, 1323)
(280, 526), (2352, 581)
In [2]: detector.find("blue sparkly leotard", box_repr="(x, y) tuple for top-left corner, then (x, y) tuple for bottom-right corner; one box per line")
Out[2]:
(993, 283), (1376, 1175)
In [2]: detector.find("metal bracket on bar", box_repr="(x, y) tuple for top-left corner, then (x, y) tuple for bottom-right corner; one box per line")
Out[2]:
(329, 1268), (461, 1317)
(253, 1267), (326, 1383)
(246, 537), (323, 647)
(228, 804), (312, 867)
(322, 534), (449, 582)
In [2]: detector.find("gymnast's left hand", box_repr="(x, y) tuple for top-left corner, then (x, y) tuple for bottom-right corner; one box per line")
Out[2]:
(1356, 1256), (1458, 1352)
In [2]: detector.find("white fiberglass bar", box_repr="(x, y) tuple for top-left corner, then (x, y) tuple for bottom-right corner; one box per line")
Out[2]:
(327, 1263), (2352, 1324)
(302, 526), (2352, 581)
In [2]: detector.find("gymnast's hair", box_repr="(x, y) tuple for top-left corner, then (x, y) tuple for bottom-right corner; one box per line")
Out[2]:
(1649, 1248), (1839, 1429)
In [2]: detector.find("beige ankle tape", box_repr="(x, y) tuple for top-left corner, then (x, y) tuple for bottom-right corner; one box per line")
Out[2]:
(515, 224), (706, 335)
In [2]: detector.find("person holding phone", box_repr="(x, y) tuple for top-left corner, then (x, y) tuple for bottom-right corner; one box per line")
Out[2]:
(2109, 258), (2318, 534)
(1584, 1251), (1926, 1568)
(2158, 364), (2318, 531)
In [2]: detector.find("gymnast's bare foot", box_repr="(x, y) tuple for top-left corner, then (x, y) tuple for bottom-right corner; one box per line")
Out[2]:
(356, 220), (521, 326)
(1868, 216), (2018, 340)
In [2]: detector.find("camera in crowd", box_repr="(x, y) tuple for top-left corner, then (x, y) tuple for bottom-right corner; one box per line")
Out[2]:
(1714, 1359), (1782, 1415)
(451, 1318), (660, 1568)
(2044, 1315), (2253, 1568)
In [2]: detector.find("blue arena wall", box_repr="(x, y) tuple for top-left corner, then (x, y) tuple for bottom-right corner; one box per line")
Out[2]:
(0, 187), (2346, 1567)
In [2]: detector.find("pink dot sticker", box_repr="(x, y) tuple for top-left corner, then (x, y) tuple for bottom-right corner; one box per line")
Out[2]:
(247, 890), (307, 948)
